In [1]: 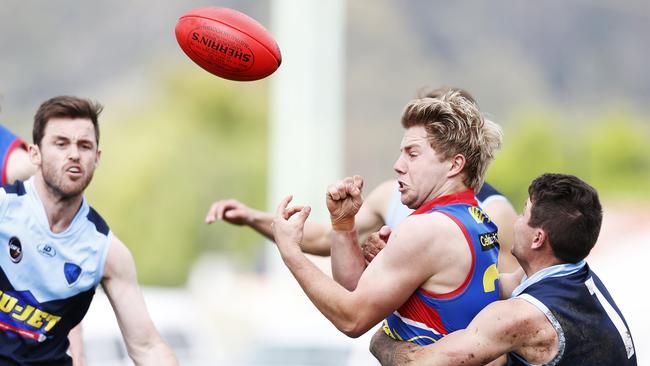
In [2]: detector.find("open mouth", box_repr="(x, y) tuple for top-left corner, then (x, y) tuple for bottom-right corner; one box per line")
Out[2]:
(65, 166), (83, 177)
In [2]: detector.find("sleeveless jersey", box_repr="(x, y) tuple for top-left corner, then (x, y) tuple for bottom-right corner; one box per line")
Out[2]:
(0, 125), (27, 187)
(0, 178), (111, 366)
(384, 181), (507, 229)
(383, 189), (501, 345)
(508, 261), (636, 366)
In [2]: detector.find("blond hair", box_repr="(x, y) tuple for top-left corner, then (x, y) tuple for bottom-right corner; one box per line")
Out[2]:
(401, 90), (502, 191)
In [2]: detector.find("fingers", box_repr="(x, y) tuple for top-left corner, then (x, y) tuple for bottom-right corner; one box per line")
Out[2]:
(352, 175), (364, 191)
(205, 200), (238, 224)
(284, 205), (305, 219)
(327, 175), (364, 201)
(275, 195), (293, 216)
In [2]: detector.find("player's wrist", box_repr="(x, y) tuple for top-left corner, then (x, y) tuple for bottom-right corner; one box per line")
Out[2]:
(331, 218), (355, 232)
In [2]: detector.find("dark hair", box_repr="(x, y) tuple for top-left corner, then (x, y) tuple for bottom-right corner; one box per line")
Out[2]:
(33, 96), (103, 146)
(528, 173), (603, 263)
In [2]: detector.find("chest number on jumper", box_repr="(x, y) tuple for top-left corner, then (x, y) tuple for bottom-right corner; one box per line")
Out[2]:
(482, 264), (499, 293)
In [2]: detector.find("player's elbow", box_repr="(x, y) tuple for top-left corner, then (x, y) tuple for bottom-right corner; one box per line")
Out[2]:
(337, 318), (371, 338)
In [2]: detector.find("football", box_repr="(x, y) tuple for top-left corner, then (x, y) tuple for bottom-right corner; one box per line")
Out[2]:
(175, 7), (282, 81)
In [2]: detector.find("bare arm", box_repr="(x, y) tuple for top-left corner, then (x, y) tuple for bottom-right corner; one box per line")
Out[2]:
(370, 299), (557, 366)
(328, 176), (367, 290)
(6, 147), (36, 184)
(273, 196), (439, 338)
(482, 199), (519, 273)
(68, 324), (86, 366)
(102, 236), (178, 365)
(205, 198), (333, 255)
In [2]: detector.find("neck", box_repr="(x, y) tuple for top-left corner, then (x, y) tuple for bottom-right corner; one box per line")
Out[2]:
(428, 179), (467, 202)
(34, 173), (83, 234)
(521, 256), (563, 278)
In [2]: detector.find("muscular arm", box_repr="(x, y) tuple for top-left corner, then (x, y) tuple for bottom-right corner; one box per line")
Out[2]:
(102, 236), (178, 365)
(370, 299), (558, 366)
(274, 197), (442, 338)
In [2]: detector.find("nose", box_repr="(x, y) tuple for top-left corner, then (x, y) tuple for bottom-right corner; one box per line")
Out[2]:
(68, 145), (81, 161)
(393, 154), (406, 175)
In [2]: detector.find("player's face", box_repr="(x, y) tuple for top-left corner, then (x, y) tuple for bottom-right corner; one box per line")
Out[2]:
(35, 118), (100, 199)
(512, 198), (535, 261)
(393, 126), (451, 209)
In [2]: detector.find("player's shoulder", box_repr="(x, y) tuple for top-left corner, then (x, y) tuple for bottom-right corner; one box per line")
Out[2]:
(1, 179), (27, 196)
(85, 206), (111, 237)
(392, 212), (459, 249)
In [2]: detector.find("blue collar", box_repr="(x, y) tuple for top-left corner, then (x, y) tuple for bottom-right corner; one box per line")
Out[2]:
(512, 260), (587, 297)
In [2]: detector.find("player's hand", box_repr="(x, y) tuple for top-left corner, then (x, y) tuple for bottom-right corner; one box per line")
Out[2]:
(326, 175), (364, 231)
(205, 199), (254, 225)
(362, 226), (391, 263)
(272, 195), (311, 256)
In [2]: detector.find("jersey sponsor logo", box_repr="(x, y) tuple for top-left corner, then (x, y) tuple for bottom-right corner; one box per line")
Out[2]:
(467, 206), (491, 224)
(37, 243), (57, 258)
(478, 231), (499, 251)
(8, 237), (23, 263)
(0, 290), (62, 342)
(64, 262), (82, 286)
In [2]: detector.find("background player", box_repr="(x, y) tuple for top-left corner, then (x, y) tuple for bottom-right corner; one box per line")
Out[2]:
(0, 96), (177, 365)
(0, 124), (36, 186)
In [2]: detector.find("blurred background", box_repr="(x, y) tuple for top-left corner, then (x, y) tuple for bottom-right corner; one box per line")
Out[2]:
(1, 0), (648, 364)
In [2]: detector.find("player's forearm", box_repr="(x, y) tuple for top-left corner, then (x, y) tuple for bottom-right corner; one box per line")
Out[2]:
(246, 209), (276, 241)
(129, 337), (178, 366)
(331, 230), (366, 291)
(370, 329), (422, 365)
(280, 249), (371, 337)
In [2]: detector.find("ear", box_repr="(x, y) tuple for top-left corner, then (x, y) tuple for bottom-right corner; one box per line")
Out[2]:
(531, 228), (547, 250)
(447, 154), (466, 178)
(95, 148), (102, 168)
(28, 144), (42, 166)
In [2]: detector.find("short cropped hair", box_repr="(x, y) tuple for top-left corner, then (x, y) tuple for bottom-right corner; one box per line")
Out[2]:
(33, 96), (103, 146)
(528, 173), (603, 263)
(400, 90), (502, 191)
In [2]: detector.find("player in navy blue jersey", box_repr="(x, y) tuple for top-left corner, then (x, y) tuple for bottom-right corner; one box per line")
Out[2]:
(0, 96), (177, 366)
(369, 173), (636, 366)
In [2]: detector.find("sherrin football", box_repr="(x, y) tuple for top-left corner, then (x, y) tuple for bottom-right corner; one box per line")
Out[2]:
(175, 7), (282, 81)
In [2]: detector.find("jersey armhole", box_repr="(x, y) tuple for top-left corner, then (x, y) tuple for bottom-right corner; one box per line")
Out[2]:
(516, 293), (565, 366)
(96, 231), (113, 283)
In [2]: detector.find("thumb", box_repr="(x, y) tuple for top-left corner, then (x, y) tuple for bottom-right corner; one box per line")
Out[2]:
(299, 206), (312, 223)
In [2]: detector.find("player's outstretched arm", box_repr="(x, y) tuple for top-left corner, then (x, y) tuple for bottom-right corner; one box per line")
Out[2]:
(205, 198), (333, 256)
(370, 299), (555, 366)
(101, 236), (178, 366)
